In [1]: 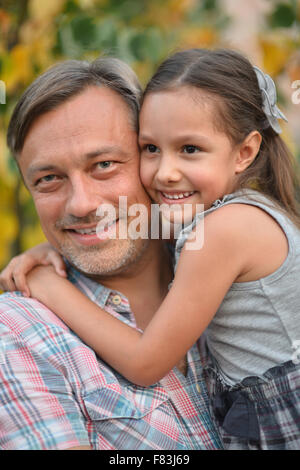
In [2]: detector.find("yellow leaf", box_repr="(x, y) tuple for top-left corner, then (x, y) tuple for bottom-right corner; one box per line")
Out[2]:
(78, 0), (108, 8)
(21, 223), (46, 252)
(260, 35), (294, 76)
(31, 35), (56, 69)
(180, 26), (218, 48)
(141, 0), (191, 29)
(0, 211), (18, 270)
(0, 130), (16, 186)
(17, 183), (30, 207)
(28, 0), (64, 22)
(132, 61), (153, 88)
(0, 211), (18, 240)
(168, 0), (196, 20)
(1, 44), (33, 92)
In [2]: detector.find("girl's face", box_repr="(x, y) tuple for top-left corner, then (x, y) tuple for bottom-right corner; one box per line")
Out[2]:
(139, 87), (242, 218)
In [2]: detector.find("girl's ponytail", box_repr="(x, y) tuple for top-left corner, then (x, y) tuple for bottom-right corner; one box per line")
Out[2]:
(238, 128), (300, 226)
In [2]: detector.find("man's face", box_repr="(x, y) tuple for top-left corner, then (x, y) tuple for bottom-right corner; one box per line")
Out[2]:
(18, 86), (151, 277)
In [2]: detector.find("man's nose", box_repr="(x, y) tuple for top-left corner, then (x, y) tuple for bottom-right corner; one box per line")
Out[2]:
(155, 154), (182, 186)
(65, 174), (99, 218)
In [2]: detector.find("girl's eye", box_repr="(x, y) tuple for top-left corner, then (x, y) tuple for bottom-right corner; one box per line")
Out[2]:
(182, 145), (200, 154)
(146, 144), (159, 153)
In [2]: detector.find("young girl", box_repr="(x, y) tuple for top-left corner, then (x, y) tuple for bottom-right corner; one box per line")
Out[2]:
(2, 49), (300, 449)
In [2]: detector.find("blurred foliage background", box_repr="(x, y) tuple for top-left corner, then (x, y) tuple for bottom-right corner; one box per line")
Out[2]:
(0, 0), (300, 272)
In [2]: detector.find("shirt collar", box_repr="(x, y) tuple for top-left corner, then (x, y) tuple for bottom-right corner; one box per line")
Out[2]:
(65, 263), (130, 312)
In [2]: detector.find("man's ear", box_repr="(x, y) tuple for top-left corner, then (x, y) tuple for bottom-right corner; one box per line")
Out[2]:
(235, 131), (262, 174)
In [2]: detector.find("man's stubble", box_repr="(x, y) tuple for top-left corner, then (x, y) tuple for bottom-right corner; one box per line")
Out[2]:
(58, 236), (151, 278)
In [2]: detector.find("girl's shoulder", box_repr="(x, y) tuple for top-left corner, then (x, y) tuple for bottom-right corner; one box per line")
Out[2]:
(205, 188), (298, 238)
(201, 197), (285, 250)
(202, 193), (290, 283)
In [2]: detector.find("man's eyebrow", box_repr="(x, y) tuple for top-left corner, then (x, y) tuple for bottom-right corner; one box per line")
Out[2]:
(26, 164), (57, 180)
(85, 146), (127, 158)
(27, 146), (128, 179)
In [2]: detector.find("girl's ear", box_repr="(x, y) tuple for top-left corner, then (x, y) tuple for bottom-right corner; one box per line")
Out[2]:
(235, 131), (262, 174)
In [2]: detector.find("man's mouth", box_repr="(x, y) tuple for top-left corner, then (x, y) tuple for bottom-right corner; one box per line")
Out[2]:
(69, 227), (97, 235)
(65, 220), (119, 245)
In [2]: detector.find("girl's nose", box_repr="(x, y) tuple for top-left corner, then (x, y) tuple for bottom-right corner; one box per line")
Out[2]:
(155, 154), (182, 186)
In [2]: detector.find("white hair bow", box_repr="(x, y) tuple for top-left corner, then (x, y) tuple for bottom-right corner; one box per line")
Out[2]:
(253, 66), (288, 134)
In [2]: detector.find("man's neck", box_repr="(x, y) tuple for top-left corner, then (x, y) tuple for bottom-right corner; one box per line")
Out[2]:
(96, 240), (173, 329)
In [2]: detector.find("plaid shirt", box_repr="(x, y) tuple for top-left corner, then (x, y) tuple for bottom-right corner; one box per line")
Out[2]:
(0, 267), (223, 450)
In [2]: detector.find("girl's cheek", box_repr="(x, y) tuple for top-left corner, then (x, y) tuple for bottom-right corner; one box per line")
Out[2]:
(140, 158), (154, 189)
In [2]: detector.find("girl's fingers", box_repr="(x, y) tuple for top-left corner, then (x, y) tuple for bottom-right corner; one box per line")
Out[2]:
(0, 254), (40, 296)
(46, 251), (67, 277)
(0, 272), (18, 293)
(0, 245), (66, 296)
(0, 259), (19, 292)
(11, 268), (31, 297)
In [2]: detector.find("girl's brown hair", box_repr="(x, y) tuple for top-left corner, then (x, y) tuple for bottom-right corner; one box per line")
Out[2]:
(144, 48), (300, 226)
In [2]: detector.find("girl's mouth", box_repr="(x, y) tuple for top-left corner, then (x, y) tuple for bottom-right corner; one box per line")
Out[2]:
(159, 191), (196, 203)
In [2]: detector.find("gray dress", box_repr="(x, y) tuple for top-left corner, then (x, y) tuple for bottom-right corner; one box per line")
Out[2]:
(174, 189), (300, 450)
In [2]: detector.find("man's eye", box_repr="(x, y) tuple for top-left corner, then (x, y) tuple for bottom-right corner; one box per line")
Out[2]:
(97, 161), (113, 169)
(182, 145), (200, 154)
(36, 174), (57, 185)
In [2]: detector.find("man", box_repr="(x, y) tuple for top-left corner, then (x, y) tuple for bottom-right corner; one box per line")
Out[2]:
(0, 57), (222, 450)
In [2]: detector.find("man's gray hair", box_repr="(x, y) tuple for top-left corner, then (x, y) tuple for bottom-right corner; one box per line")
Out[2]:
(7, 56), (142, 158)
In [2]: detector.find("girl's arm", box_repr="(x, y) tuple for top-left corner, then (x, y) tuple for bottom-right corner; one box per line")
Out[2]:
(27, 207), (247, 387)
(0, 243), (66, 296)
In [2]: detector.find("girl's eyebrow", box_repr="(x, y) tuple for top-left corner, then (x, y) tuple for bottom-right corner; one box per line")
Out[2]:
(138, 134), (153, 142)
(174, 134), (211, 144)
(139, 133), (211, 145)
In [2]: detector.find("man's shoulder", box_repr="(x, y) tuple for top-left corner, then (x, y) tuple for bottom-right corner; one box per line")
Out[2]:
(0, 291), (68, 335)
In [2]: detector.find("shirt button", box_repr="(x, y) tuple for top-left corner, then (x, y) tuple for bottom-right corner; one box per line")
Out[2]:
(196, 383), (201, 393)
(112, 294), (122, 305)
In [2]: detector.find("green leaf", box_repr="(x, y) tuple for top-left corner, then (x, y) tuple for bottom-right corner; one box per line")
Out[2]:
(0, 102), (7, 115)
(63, 0), (82, 15)
(114, 29), (137, 63)
(94, 18), (118, 51)
(203, 0), (218, 11)
(269, 3), (296, 28)
(129, 29), (163, 62)
(113, 0), (145, 23)
(56, 23), (82, 58)
(7, 154), (19, 176)
(71, 16), (97, 49)
(101, 0), (145, 22)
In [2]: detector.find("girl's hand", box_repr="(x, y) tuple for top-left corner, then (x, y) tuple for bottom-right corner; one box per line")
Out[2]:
(26, 264), (67, 304)
(0, 243), (67, 297)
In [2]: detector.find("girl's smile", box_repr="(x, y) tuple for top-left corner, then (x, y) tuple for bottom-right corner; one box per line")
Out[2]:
(158, 190), (196, 203)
